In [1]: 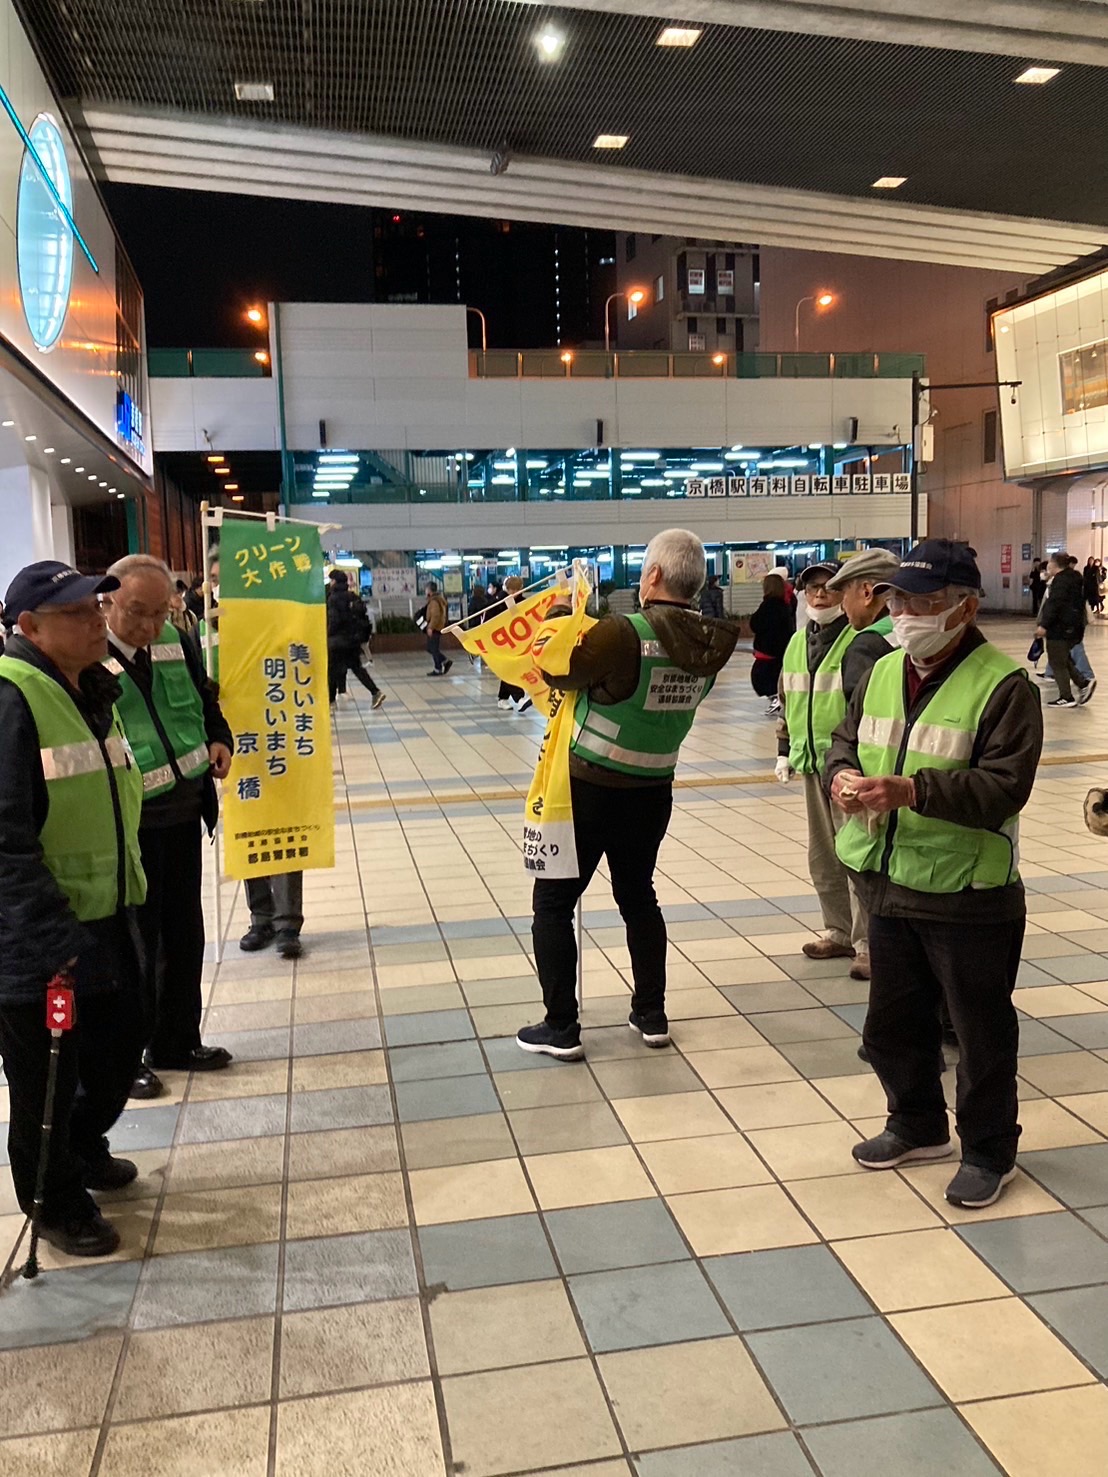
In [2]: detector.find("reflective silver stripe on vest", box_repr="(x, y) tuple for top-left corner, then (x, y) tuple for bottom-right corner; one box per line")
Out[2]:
(575, 735), (682, 771)
(103, 657), (124, 676)
(142, 762), (175, 793)
(906, 723), (975, 763)
(640, 640), (665, 657)
(150, 643), (182, 663)
(41, 735), (128, 780)
(581, 710), (621, 741)
(858, 715), (905, 751)
(141, 741), (208, 793)
(781, 672), (810, 693)
(812, 669), (844, 693)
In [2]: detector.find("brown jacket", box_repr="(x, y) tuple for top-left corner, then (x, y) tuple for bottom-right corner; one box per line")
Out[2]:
(824, 626), (1043, 922)
(425, 593), (447, 633)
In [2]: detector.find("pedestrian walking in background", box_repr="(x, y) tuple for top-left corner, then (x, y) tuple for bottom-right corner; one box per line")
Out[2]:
(497, 575), (534, 713)
(327, 571), (385, 708)
(1028, 559), (1045, 615)
(424, 582), (452, 677)
(1083, 556), (1103, 616)
(1037, 552), (1095, 708)
(699, 574), (725, 619)
(749, 572), (795, 716)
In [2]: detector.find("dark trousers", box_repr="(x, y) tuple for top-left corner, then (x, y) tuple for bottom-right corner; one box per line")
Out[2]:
(532, 777), (673, 1030)
(245, 872), (304, 937)
(137, 820), (206, 1063)
(499, 680), (524, 702)
(328, 646), (379, 703)
(0, 939), (144, 1222)
(865, 913), (1024, 1173)
(1046, 639), (1089, 702)
(427, 631), (445, 672)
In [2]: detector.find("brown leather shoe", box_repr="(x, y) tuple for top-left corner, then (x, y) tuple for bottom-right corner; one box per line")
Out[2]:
(850, 956), (872, 981)
(802, 938), (855, 960)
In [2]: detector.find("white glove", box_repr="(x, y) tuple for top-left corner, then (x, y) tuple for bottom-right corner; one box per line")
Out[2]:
(775, 757), (793, 785)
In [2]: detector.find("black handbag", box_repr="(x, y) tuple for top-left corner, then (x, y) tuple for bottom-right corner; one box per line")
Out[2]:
(1027, 636), (1043, 662)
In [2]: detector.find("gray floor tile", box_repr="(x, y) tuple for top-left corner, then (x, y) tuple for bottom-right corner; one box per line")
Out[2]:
(1017, 1019), (1085, 1056)
(663, 903), (715, 922)
(956, 1209), (1108, 1290)
(706, 1246), (874, 1331)
(388, 1040), (486, 1081)
(751, 1009), (856, 1045)
(107, 1105), (181, 1153)
(1019, 1143), (1108, 1208)
(721, 983), (819, 1014)
(133, 1243), (279, 1329)
(394, 1074), (500, 1123)
(482, 1037), (565, 1073)
(633, 1433), (813, 1477)
(178, 1095), (287, 1144)
(290, 1085), (394, 1133)
(1015, 961), (1062, 988)
(1082, 1205), (1108, 1238)
(748, 1317), (942, 1425)
(569, 1261), (731, 1353)
(802, 1408), (1003, 1477)
(370, 924), (442, 946)
(418, 1214), (557, 1290)
(206, 1026), (291, 1062)
(831, 1003), (869, 1033)
(546, 1199), (690, 1274)
(590, 1056), (703, 1099)
(282, 1228), (417, 1310)
(0, 1261), (140, 1350)
(1036, 954), (1108, 985)
(709, 899), (784, 918)
(292, 1019), (382, 1056)
(508, 1101), (628, 1157)
(383, 1010), (475, 1046)
(1042, 1012), (1108, 1050)
(440, 918), (512, 940)
(776, 1038), (873, 1078)
(1028, 1284), (1108, 1377)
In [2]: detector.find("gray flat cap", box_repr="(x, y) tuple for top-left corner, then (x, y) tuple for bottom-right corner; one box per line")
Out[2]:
(825, 548), (902, 590)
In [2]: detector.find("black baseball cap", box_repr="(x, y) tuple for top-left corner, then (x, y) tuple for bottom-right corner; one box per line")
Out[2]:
(797, 561), (840, 589)
(3, 561), (119, 628)
(876, 539), (981, 596)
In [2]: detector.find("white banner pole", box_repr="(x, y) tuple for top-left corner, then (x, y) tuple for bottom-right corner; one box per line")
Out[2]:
(200, 502), (224, 965)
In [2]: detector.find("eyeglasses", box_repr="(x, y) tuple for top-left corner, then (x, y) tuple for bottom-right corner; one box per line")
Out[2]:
(107, 600), (170, 624)
(887, 592), (963, 616)
(35, 601), (105, 623)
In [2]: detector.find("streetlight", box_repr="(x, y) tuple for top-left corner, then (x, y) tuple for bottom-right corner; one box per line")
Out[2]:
(245, 306), (265, 326)
(794, 290), (836, 351)
(604, 288), (647, 353)
(467, 306), (487, 354)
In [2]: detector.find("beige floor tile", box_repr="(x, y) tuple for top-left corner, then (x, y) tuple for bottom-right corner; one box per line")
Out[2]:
(292, 992), (379, 1024)
(746, 1120), (865, 1180)
(696, 957), (791, 987)
(665, 988), (739, 1020)
(1017, 1097), (1105, 1149)
(276, 1382), (443, 1476)
(442, 1359), (620, 1476)
(167, 1136), (286, 1193)
(153, 1183), (283, 1255)
(295, 969), (375, 998)
(526, 1146), (656, 1209)
(1018, 1050), (1108, 1096)
(832, 1228), (1010, 1312)
(1027, 909), (1107, 932)
(210, 974), (294, 1005)
(1076, 979), (1108, 1005)
(670, 1015), (765, 1051)
(286, 1170), (406, 1238)
(431, 1279), (586, 1375)
(810, 1071), (891, 1120)
(1012, 984), (1107, 1017)
(204, 999), (292, 1033)
(0, 1428), (98, 1477)
(611, 1091), (733, 1143)
(0, 1334), (122, 1437)
(279, 1298), (428, 1398)
(290, 1050), (387, 1092)
(898, 1163), (1065, 1224)
(677, 936), (761, 962)
(26, 1197), (158, 1269)
(400, 1113), (515, 1169)
(598, 1337), (785, 1450)
(668, 1183), (818, 1255)
(100, 1405), (270, 1477)
(686, 1046), (801, 1090)
(891, 1297), (1094, 1401)
(638, 1133), (773, 1194)
(115, 1318), (274, 1421)
(285, 1124), (400, 1180)
(409, 1157), (535, 1224)
(1057, 1089), (1108, 1135)
(789, 1172), (942, 1240)
(187, 1058), (289, 1101)
(713, 1080), (842, 1130)
(375, 960), (457, 988)
(960, 1385), (1108, 1477)
(508, 1101), (627, 1156)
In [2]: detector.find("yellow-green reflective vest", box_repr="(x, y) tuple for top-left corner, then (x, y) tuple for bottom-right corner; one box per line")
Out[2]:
(105, 623), (210, 799)
(781, 618), (858, 775)
(198, 619), (219, 683)
(835, 642), (1025, 894)
(570, 612), (711, 780)
(0, 657), (146, 919)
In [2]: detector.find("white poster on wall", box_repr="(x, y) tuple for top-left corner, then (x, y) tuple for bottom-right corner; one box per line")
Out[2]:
(687, 269), (705, 294)
(731, 551), (774, 583)
(376, 566), (418, 598)
(717, 269), (735, 293)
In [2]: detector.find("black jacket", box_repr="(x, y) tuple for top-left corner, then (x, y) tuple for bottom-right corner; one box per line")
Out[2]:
(1039, 568), (1086, 643)
(749, 597), (795, 661)
(327, 589), (372, 651)
(0, 636), (142, 1004)
(108, 631), (232, 835)
(699, 584), (725, 619)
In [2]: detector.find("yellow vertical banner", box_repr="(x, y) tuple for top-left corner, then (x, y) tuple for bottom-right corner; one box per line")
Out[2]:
(217, 518), (335, 880)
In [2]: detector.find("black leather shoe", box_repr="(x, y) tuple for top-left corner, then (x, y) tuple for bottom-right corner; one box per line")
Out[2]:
(239, 924), (275, 952)
(130, 1066), (164, 1099)
(83, 1153), (139, 1192)
(148, 1045), (233, 1073)
(40, 1210), (121, 1258)
(276, 931), (303, 960)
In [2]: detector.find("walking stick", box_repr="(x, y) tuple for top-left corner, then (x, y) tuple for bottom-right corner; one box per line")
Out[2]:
(22, 972), (75, 1280)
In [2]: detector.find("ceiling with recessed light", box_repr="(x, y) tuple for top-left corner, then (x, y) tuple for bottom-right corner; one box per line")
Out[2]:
(13, 0), (1108, 270)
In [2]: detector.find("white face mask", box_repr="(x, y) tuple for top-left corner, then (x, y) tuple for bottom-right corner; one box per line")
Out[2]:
(807, 600), (843, 627)
(891, 601), (967, 661)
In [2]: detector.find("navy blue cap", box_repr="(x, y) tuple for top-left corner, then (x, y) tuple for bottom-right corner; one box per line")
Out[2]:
(797, 561), (840, 589)
(3, 561), (119, 628)
(876, 539), (981, 596)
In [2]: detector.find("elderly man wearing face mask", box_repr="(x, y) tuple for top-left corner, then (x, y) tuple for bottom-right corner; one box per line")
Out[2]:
(825, 539), (1042, 1210)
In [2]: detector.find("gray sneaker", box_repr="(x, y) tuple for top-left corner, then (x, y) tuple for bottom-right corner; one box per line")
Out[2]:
(945, 1162), (1017, 1209)
(852, 1131), (953, 1170)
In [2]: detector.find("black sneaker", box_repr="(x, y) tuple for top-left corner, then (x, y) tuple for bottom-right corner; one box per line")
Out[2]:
(945, 1162), (1017, 1209)
(276, 931), (303, 960)
(515, 1021), (584, 1060)
(129, 1066), (164, 1100)
(40, 1210), (121, 1258)
(857, 1041), (871, 1063)
(628, 1011), (671, 1048)
(1077, 677), (1097, 706)
(442, 660), (454, 675)
(239, 924), (275, 952)
(1047, 697), (1076, 708)
(82, 1144), (139, 1192)
(852, 1131), (953, 1170)
(515, 696), (534, 714)
(148, 1045), (233, 1073)
(372, 691), (387, 710)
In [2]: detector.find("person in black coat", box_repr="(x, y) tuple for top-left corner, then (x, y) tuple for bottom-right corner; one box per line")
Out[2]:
(1037, 552), (1094, 706)
(327, 572), (385, 707)
(1083, 557), (1103, 615)
(749, 573), (796, 714)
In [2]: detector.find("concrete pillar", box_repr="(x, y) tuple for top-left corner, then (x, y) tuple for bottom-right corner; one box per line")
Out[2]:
(0, 464), (55, 594)
(51, 501), (75, 566)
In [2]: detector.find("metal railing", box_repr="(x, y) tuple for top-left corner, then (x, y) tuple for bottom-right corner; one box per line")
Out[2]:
(147, 348), (271, 378)
(471, 350), (925, 380)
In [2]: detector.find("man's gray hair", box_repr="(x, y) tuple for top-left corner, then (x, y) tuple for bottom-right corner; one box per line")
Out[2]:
(107, 554), (174, 588)
(642, 528), (706, 603)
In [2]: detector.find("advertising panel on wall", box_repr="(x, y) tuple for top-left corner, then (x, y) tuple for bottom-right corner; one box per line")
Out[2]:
(0, 0), (152, 476)
(995, 265), (1108, 481)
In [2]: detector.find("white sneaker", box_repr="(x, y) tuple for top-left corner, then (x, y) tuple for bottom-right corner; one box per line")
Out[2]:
(497, 699), (511, 710)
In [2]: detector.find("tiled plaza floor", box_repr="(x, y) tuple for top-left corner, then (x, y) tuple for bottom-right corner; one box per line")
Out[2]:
(3, 618), (1108, 1475)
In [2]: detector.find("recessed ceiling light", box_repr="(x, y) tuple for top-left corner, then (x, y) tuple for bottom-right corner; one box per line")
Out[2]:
(115, 492), (125, 500)
(657, 27), (701, 47)
(1015, 66), (1060, 85)
(535, 27), (564, 61)
(75, 466), (85, 472)
(88, 474), (97, 481)
(215, 466), (230, 475)
(234, 81), (275, 101)
(1, 420), (13, 428)
(872, 176), (907, 189)
(593, 134), (629, 150)
(43, 446), (55, 454)
(231, 494), (245, 502)
(60, 457), (71, 464)
(109, 487), (117, 492)
(98, 481), (108, 487)
(224, 483), (240, 491)
(24, 434), (36, 442)
(207, 454), (224, 463)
